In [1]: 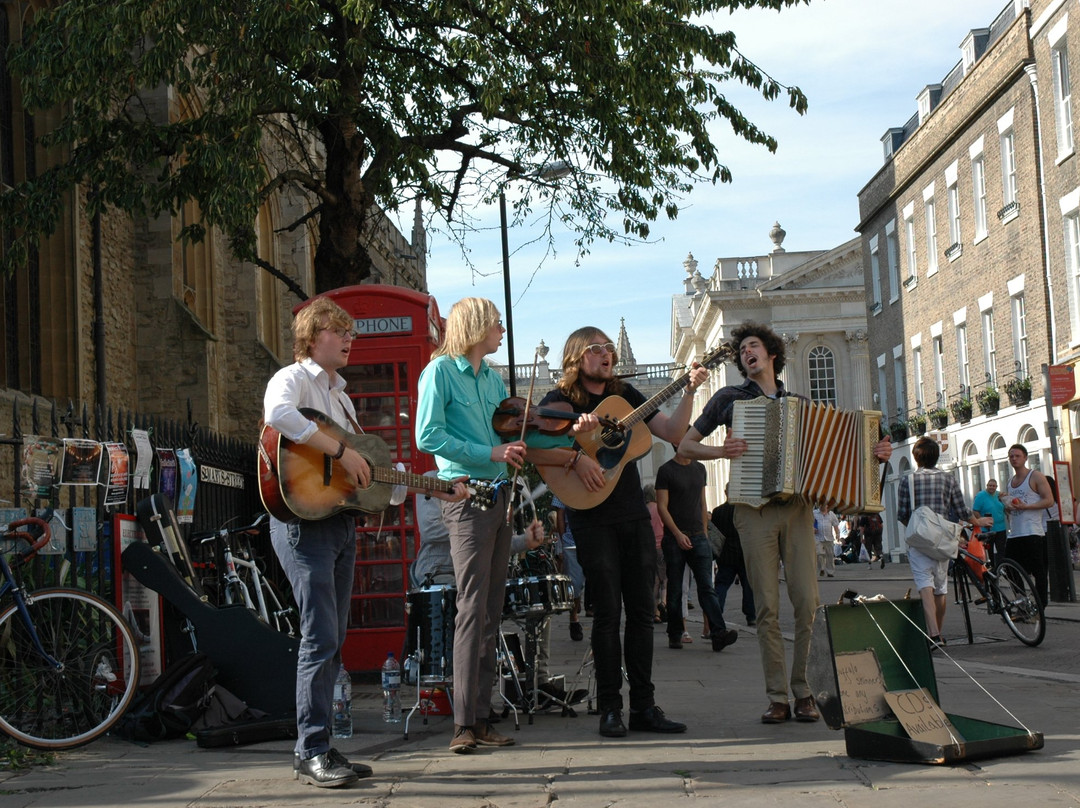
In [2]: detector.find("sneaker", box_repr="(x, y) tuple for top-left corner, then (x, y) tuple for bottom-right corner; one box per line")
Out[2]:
(701, 629), (711, 640)
(449, 725), (477, 754)
(680, 631), (692, 644)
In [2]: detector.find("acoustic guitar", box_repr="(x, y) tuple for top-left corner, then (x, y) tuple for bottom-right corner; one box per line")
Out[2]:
(258, 408), (495, 521)
(537, 344), (734, 510)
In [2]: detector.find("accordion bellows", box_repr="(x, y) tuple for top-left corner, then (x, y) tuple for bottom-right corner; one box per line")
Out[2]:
(728, 396), (884, 513)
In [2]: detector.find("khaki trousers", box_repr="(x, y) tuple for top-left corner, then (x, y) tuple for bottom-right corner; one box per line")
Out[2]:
(734, 500), (819, 703)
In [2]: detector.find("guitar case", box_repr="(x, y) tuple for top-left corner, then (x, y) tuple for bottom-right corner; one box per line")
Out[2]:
(121, 540), (298, 718)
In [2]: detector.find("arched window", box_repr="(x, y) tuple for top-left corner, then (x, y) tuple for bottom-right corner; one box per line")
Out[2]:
(807, 345), (837, 405)
(1018, 425), (1041, 471)
(962, 440), (981, 496)
(989, 433), (1008, 483)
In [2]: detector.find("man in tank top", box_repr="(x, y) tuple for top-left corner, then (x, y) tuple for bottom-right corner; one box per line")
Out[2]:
(1005, 444), (1056, 610)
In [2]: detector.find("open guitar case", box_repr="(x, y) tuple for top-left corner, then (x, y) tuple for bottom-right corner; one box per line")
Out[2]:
(125, 495), (299, 747)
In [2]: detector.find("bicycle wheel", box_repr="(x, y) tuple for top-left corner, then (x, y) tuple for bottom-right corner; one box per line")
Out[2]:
(990, 559), (1046, 646)
(0, 588), (140, 749)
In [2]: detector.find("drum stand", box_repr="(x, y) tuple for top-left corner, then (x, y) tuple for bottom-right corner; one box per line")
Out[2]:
(499, 614), (581, 723)
(402, 623), (453, 741)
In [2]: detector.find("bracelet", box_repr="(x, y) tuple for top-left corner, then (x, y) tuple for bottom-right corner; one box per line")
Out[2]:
(332, 441), (346, 460)
(568, 449), (584, 469)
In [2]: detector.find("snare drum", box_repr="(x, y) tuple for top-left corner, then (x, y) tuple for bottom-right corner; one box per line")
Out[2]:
(405, 584), (457, 683)
(503, 577), (541, 618)
(504, 574), (574, 617)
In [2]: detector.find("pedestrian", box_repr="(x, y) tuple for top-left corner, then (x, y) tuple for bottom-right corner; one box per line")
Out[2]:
(1004, 445), (1055, 610)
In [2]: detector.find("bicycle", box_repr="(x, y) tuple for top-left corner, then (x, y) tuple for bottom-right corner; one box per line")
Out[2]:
(192, 514), (297, 636)
(0, 517), (140, 749)
(951, 544), (1046, 647)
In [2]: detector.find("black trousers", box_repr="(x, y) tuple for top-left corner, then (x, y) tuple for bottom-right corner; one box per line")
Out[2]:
(1005, 533), (1048, 610)
(574, 519), (656, 714)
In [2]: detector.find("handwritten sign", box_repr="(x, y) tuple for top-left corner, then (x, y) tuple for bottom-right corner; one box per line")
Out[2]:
(835, 650), (890, 724)
(884, 688), (962, 747)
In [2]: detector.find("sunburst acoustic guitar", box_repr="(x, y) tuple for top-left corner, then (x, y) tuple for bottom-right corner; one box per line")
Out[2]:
(258, 408), (495, 521)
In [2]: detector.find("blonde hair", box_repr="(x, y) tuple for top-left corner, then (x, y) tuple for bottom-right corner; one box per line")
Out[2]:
(556, 326), (624, 407)
(432, 297), (500, 359)
(292, 297), (352, 361)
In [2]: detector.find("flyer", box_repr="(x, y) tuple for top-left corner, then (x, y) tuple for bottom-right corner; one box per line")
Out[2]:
(157, 448), (178, 503)
(59, 438), (103, 485)
(102, 442), (130, 507)
(20, 436), (62, 499)
(175, 449), (198, 524)
(132, 429), (152, 488)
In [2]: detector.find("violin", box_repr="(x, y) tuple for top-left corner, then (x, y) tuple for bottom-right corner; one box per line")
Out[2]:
(492, 397), (580, 437)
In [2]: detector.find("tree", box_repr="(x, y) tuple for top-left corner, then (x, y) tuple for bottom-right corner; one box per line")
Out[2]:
(1, 0), (809, 296)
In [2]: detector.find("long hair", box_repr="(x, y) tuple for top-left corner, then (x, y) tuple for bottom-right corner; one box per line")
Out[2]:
(432, 297), (500, 359)
(556, 326), (625, 407)
(730, 321), (786, 377)
(292, 297), (352, 361)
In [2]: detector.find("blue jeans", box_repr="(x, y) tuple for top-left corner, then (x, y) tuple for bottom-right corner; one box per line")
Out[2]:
(714, 560), (755, 622)
(663, 533), (728, 639)
(574, 519), (656, 713)
(270, 513), (356, 760)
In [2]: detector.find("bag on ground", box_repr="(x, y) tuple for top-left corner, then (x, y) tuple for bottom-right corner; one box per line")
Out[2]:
(113, 652), (217, 742)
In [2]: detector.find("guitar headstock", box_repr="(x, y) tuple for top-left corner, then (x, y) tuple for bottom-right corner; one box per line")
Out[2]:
(468, 480), (499, 511)
(699, 342), (736, 370)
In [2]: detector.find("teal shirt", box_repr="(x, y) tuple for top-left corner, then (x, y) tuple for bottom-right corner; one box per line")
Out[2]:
(972, 489), (1007, 532)
(416, 354), (510, 481)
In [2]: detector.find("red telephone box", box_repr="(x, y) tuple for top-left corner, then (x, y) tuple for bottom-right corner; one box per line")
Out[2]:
(311, 285), (443, 671)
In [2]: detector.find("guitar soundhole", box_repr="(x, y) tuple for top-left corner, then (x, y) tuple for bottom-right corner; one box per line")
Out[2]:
(600, 427), (626, 450)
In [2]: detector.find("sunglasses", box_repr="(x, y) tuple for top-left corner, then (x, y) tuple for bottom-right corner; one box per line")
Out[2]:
(584, 342), (616, 355)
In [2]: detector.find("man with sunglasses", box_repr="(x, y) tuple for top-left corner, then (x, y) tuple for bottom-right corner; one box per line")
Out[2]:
(527, 327), (708, 738)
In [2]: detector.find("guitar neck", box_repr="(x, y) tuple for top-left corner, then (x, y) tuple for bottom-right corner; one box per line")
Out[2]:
(371, 466), (455, 495)
(622, 373), (690, 429)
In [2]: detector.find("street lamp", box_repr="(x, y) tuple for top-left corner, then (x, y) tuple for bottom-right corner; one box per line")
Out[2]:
(500, 161), (572, 395)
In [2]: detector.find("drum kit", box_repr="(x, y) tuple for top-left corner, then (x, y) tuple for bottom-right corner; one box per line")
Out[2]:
(402, 544), (580, 736)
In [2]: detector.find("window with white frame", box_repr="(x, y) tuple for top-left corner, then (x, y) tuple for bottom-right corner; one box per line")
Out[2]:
(1063, 189), (1080, 342)
(912, 344), (925, 411)
(886, 220), (900, 301)
(1011, 291), (1029, 379)
(933, 334), (945, 407)
(948, 182), (962, 247)
(1000, 128), (1017, 209)
(956, 321), (970, 391)
(982, 307), (997, 385)
(972, 153), (988, 240)
(877, 357), (889, 423)
(1052, 32), (1074, 157)
(893, 347), (907, 420)
(807, 345), (837, 405)
(869, 235), (882, 311)
(925, 196), (938, 274)
(904, 207), (918, 283)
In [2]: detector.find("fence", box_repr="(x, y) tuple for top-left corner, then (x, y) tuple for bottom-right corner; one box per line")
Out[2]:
(0, 389), (268, 604)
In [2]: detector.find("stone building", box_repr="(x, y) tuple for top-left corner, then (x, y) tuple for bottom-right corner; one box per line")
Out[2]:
(857, 0), (1080, 556)
(0, 0), (427, 440)
(670, 224), (871, 511)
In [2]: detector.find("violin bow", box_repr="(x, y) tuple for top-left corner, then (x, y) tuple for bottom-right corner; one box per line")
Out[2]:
(507, 350), (541, 525)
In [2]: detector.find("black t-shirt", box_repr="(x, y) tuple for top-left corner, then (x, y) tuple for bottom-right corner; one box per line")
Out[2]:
(539, 383), (653, 530)
(654, 458), (707, 537)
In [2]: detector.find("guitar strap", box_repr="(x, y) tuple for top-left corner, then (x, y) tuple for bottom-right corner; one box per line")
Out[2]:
(335, 392), (365, 435)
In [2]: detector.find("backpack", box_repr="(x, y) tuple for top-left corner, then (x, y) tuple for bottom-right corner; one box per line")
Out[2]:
(114, 652), (217, 743)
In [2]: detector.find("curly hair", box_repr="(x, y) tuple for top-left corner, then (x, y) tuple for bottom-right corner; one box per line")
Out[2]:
(292, 297), (352, 361)
(432, 297), (500, 359)
(556, 326), (625, 407)
(730, 321), (786, 377)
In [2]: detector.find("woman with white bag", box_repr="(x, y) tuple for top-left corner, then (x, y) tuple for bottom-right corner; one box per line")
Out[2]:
(897, 437), (993, 648)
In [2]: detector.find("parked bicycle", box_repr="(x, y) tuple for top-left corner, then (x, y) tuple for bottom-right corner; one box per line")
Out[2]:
(951, 543), (1046, 647)
(0, 517), (140, 749)
(192, 514), (297, 636)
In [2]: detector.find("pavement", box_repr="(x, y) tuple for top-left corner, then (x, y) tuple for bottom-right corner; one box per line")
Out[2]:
(3, 561), (1080, 808)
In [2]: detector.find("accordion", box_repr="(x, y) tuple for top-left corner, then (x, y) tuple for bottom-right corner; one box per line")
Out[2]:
(727, 396), (884, 513)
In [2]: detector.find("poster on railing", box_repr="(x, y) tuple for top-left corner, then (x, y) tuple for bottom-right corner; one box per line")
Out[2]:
(59, 438), (102, 485)
(20, 436), (62, 499)
(114, 513), (163, 685)
(131, 429), (153, 488)
(102, 442), (130, 507)
(175, 449), (197, 524)
(156, 448), (178, 504)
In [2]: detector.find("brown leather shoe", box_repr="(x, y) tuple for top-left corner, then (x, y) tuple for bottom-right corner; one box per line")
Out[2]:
(449, 725), (477, 753)
(793, 696), (820, 722)
(473, 720), (515, 746)
(761, 701), (791, 724)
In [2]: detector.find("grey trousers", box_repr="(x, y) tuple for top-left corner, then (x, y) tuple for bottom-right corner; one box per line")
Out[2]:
(442, 489), (512, 727)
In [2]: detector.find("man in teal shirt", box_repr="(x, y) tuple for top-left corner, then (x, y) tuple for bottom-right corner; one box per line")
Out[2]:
(972, 479), (1007, 566)
(416, 297), (527, 754)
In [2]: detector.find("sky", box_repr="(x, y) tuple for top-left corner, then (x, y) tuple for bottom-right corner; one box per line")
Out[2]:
(403, 0), (1011, 368)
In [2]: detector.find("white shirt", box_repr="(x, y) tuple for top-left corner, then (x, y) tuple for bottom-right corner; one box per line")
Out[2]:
(263, 357), (355, 443)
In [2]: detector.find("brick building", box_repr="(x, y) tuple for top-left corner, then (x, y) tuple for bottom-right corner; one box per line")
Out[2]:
(858, 0), (1080, 557)
(0, 0), (427, 440)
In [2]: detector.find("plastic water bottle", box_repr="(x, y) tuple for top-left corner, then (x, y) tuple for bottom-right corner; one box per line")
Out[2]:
(381, 652), (402, 723)
(332, 664), (353, 738)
